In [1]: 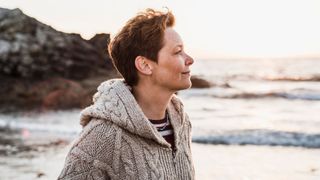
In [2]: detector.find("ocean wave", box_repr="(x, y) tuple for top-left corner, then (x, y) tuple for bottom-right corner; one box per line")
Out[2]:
(0, 118), (81, 135)
(220, 91), (320, 100)
(183, 88), (320, 101)
(227, 74), (320, 82)
(262, 75), (320, 82)
(192, 129), (320, 148)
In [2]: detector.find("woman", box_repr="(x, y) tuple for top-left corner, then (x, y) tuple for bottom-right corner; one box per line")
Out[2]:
(58, 8), (195, 180)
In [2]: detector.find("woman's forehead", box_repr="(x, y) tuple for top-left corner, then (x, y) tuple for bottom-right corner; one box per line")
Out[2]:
(163, 28), (183, 48)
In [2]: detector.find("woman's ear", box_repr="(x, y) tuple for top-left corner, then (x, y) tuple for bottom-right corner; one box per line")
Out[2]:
(135, 56), (152, 75)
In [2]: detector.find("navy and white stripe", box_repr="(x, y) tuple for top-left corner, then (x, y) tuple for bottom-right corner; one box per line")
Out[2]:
(149, 116), (175, 148)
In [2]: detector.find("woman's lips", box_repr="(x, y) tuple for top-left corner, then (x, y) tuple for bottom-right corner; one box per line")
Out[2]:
(182, 71), (191, 75)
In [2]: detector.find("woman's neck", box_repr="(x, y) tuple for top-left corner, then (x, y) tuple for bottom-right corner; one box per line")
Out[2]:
(132, 83), (173, 120)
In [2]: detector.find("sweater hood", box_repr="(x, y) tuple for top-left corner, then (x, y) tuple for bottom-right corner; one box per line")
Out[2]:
(80, 79), (186, 147)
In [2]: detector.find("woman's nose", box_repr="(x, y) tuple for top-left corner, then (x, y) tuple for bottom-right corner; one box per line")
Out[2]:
(185, 53), (194, 66)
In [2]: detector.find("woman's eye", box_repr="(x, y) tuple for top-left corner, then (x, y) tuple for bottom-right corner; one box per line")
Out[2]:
(175, 50), (182, 54)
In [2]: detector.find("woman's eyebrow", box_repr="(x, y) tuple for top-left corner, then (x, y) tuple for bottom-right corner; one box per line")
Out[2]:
(175, 44), (183, 48)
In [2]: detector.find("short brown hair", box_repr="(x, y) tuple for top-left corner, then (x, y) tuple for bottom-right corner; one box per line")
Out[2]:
(108, 8), (175, 86)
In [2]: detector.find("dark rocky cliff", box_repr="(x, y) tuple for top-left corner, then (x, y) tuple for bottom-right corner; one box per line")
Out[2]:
(0, 7), (118, 112)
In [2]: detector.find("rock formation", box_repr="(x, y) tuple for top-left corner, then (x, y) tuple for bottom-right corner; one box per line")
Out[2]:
(190, 76), (213, 88)
(0, 7), (118, 112)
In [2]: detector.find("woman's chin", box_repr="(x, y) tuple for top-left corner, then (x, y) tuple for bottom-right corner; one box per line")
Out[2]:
(178, 80), (192, 90)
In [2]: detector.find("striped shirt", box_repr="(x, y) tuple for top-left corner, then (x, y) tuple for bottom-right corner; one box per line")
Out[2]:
(149, 115), (175, 148)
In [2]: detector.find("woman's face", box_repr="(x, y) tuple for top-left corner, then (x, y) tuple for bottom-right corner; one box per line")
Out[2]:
(151, 27), (194, 92)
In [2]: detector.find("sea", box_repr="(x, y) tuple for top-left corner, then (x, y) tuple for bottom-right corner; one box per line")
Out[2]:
(181, 58), (320, 148)
(1, 58), (320, 148)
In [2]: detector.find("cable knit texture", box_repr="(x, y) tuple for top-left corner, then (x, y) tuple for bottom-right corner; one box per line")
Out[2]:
(58, 79), (195, 180)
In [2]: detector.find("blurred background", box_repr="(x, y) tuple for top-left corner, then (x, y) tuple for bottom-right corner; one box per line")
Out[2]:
(0, 0), (320, 179)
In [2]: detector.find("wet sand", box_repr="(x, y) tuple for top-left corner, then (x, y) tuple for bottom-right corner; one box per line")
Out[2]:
(192, 143), (320, 180)
(1, 142), (319, 180)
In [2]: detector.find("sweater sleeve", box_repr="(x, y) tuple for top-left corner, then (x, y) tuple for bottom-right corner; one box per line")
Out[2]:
(58, 120), (116, 180)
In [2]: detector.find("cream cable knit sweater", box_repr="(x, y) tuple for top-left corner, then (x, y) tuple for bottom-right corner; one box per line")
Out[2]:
(58, 79), (195, 180)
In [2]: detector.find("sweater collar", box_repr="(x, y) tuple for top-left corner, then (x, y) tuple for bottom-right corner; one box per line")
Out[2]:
(80, 79), (186, 147)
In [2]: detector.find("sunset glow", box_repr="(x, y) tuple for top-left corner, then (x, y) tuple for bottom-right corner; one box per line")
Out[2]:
(1, 0), (320, 58)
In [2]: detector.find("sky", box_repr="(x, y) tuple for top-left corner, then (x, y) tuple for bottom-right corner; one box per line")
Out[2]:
(1, 0), (320, 59)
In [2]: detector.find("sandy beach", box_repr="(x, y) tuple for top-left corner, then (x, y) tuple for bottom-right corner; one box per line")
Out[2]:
(1, 142), (319, 180)
(192, 143), (320, 180)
